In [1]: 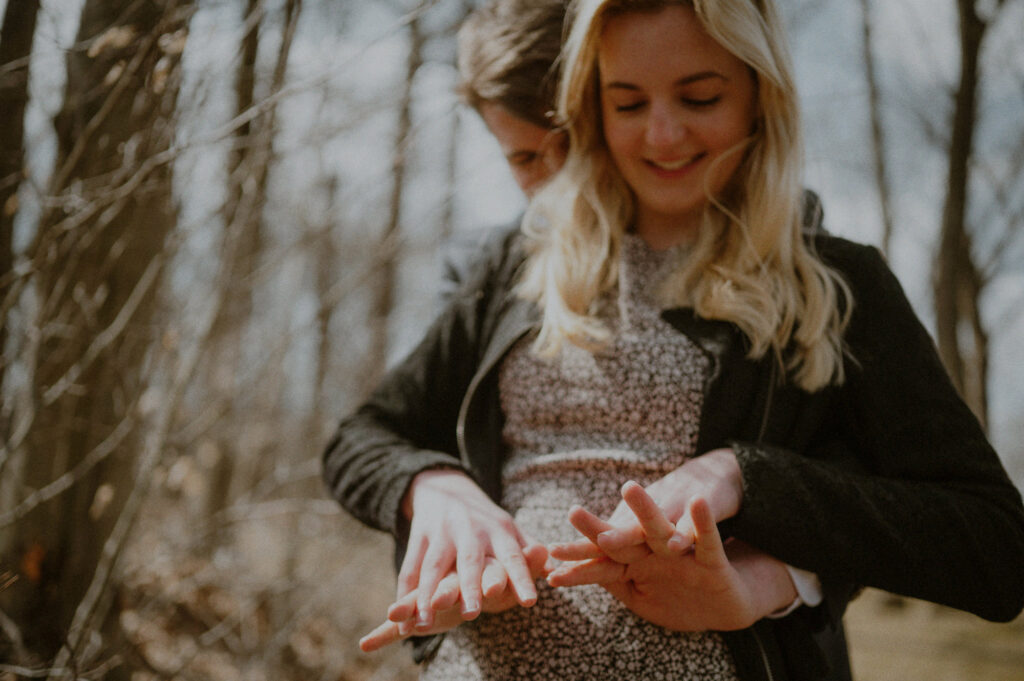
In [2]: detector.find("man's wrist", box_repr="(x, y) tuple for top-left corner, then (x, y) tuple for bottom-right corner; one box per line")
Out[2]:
(767, 564), (822, 619)
(702, 447), (743, 518)
(742, 552), (798, 619)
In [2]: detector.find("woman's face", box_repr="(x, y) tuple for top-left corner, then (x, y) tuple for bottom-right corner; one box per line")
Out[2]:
(480, 103), (567, 197)
(598, 5), (757, 247)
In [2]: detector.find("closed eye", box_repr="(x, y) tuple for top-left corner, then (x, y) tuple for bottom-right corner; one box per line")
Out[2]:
(507, 151), (539, 166)
(684, 95), (722, 108)
(614, 101), (645, 113)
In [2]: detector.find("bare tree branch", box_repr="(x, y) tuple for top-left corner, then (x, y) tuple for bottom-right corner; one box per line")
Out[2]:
(0, 413), (134, 528)
(41, 254), (163, 406)
(858, 0), (895, 254)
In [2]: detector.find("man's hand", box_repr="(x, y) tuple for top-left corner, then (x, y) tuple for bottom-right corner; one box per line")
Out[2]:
(548, 487), (796, 631)
(550, 449), (743, 563)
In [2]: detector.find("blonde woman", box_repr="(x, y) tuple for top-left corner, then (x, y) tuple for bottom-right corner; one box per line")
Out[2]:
(323, 1), (1024, 679)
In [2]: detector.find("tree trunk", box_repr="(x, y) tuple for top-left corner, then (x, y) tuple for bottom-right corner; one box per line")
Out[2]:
(200, 0), (265, 536)
(208, 0), (263, 393)
(857, 0), (894, 256)
(438, 1), (475, 248)
(366, 11), (423, 387)
(0, 0), (40, 403)
(2, 0), (191, 666)
(932, 0), (989, 429)
(440, 102), (460, 246)
(202, 0), (300, 528)
(312, 175), (338, 433)
(0, 4), (38, 660)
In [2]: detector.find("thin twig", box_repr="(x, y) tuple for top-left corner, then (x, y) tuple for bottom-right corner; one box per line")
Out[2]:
(0, 413), (134, 528)
(41, 255), (163, 406)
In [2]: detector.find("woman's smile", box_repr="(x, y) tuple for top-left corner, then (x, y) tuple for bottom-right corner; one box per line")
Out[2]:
(646, 152), (707, 176)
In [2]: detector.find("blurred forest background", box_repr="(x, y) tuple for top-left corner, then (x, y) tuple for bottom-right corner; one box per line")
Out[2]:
(0, 0), (1022, 679)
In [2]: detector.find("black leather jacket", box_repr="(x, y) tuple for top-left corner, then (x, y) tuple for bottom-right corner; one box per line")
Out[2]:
(323, 219), (1024, 680)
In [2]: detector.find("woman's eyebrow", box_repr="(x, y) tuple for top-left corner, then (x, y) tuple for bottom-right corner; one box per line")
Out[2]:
(604, 71), (727, 90)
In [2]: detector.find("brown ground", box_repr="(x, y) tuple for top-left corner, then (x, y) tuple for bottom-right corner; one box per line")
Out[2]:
(845, 589), (1024, 681)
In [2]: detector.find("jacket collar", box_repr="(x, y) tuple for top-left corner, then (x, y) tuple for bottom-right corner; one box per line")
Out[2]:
(660, 308), (743, 362)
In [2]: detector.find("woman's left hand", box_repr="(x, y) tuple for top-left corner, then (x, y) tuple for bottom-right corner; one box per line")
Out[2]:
(547, 487), (797, 631)
(550, 448), (743, 563)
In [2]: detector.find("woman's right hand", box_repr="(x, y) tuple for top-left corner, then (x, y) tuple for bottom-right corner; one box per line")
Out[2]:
(396, 469), (544, 632)
(360, 546), (549, 652)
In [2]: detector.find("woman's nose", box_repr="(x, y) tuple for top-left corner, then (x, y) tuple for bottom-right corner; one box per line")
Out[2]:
(645, 102), (685, 148)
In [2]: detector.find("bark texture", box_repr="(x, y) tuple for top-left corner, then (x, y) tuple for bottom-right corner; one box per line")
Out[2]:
(2, 0), (191, 666)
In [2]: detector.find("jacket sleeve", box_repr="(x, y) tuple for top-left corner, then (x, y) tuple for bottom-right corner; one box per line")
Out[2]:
(728, 243), (1024, 622)
(321, 231), (515, 538)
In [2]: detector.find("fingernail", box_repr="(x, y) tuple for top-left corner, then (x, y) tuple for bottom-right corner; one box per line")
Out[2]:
(417, 611), (431, 627)
(462, 599), (480, 616)
(667, 534), (686, 552)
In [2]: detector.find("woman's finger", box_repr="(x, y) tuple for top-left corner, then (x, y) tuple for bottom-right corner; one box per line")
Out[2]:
(547, 557), (627, 587)
(569, 503), (652, 563)
(549, 538), (606, 561)
(596, 540), (653, 564)
(553, 535), (650, 564)
(691, 497), (728, 568)
(454, 542), (485, 618)
(387, 587), (419, 623)
(523, 542), (553, 578)
(493, 537), (538, 607)
(567, 504), (614, 543)
(621, 481), (684, 556)
(360, 620), (403, 653)
(671, 507), (697, 554)
(396, 530), (428, 601)
(596, 496), (657, 552)
(481, 558), (508, 599)
(415, 541), (455, 629)
(430, 571), (462, 613)
(588, 523), (645, 554)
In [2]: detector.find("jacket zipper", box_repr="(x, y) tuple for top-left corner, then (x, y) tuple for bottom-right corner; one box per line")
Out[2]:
(751, 628), (777, 681)
(455, 326), (532, 464)
(753, 357), (779, 681)
(756, 357), (778, 443)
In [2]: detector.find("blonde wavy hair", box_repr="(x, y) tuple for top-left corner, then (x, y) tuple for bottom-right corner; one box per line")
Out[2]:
(518, 0), (852, 391)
